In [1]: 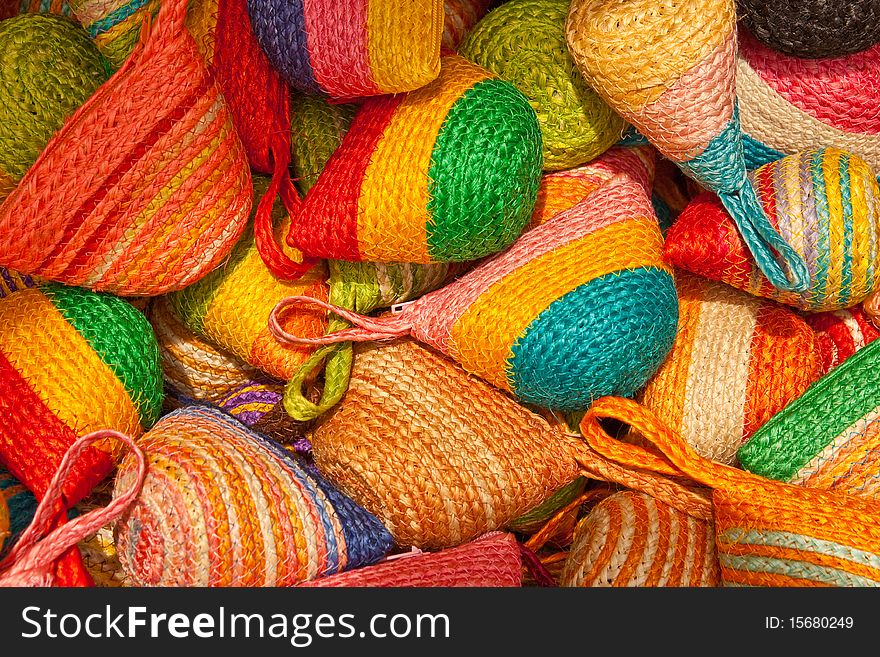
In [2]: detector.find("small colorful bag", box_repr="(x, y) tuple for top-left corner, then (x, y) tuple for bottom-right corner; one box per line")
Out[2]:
(0, 0), (253, 296)
(113, 406), (393, 586)
(147, 297), (263, 405)
(805, 306), (880, 373)
(288, 54), (542, 265)
(581, 396), (880, 587)
(634, 272), (823, 466)
(275, 174), (678, 411)
(309, 339), (582, 549)
(560, 490), (720, 587)
(565, 0), (809, 294)
(737, 31), (880, 175)
(289, 93), (357, 195)
(665, 149), (880, 312)
(0, 285), (162, 585)
(0, 14), (109, 202)
(302, 532), (522, 588)
(70, 0), (160, 68)
(736, 0), (880, 59)
(247, 0), (443, 98)
(441, 0), (491, 51)
(738, 338), (880, 500)
(460, 0), (624, 171)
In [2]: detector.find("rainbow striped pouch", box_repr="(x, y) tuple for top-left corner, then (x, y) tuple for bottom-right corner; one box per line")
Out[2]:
(665, 148), (880, 312)
(273, 174), (678, 411)
(635, 272), (823, 466)
(288, 54), (543, 264)
(247, 0), (443, 98)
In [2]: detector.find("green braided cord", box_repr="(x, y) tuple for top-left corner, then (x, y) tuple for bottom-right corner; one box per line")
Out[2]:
(42, 283), (164, 428)
(289, 92), (357, 195)
(0, 14), (110, 184)
(282, 260), (453, 421)
(507, 477), (588, 534)
(459, 0), (624, 171)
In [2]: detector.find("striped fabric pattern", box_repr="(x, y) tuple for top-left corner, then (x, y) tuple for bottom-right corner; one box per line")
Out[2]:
(71, 0), (160, 68)
(636, 272), (823, 465)
(113, 406), (393, 587)
(289, 54), (542, 265)
(561, 491), (719, 587)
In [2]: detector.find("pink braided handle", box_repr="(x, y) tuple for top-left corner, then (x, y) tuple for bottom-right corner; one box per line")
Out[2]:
(0, 430), (146, 587)
(269, 296), (413, 345)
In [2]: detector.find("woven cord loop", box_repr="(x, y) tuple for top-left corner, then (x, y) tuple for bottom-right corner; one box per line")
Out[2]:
(270, 296), (412, 346)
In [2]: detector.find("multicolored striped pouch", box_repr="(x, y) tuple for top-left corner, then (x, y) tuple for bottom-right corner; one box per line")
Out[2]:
(70, 0), (160, 68)
(247, 0), (443, 98)
(634, 272), (824, 466)
(665, 148), (880, 312)
(738, 338), (880, 500)
(805, 306), (880, 373)
(288, 54), (543, 264)
(274, 174), (678, 411)
(0, 284), (162, 585)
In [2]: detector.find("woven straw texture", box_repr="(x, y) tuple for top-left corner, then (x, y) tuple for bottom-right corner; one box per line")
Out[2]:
(0, 491), (7, 554)
(289, 54), (542, 264)
(218, 381), (314, 453)
(0, 0), (253, 296)
(635, 272), (823, 466)
(805, 306), (880, 374)
(737, 0), (880, 59)
(290, 93), (357, 195)
(0, 14), (109, 202)
(168, 179), (329, 381)
(247, 0), (442, 98)
(460, 0), (623, 171)
(560, 490), (719, 587)
(442, 0), (491, 51)
(566, 0), (809, 295)
(113, 405), (393, 587)
(0, 268), (35, 298)
(147, 297), (262, 404)
(507, 477), (587, 535)
(309, 339), (581, 549)
(665, 149), (880, 312)
(74, 481), (130, 587)
(275, 173), (677, 411)
(0, 285), (161, 585)
(738, 339), (880, 500)
(0, 467), (37, 559)
(303, 532), (522, 587)
(581, 396), (880, 587)
(737, 31), (880, 176)
(0, 0), (72, 19)
(70, 0), (160, 68)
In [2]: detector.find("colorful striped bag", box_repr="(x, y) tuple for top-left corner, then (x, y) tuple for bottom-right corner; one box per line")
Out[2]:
(113, 406), (393, 586)
(218, 381), (314, 452)
(665, 149), (880, 312)
(0, 0), (253, 296)
(0, 0), (72, 19)
(275, 173), (677, 411)
(565, 0), (809, 294)
(0, 285), (162, 585)
(737, 31), (880, 176)
(247, 0), (443, 98)
(738, 338), (880, 500)
(460, 0), (624, 171)
(805, 306), (880, 373)
(70, 0), (160, 68)
(634, 272), (823, 466)
(581, 397), (880, 587)
(287, 54), (542, 265)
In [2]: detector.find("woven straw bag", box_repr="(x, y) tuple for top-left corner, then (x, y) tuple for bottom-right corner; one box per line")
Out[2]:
(0, 14), (109, 202)
(274, 173), (677, 412)
(560, 490), (720, 587)
(113, 405), (393, 586)
(738, 339), (880, 500)
(566, 0), (809, 294)
(736, 0), (880, 60)
(442, 0), (491, 51)
(508, 478), (588, 535)
(0, 285), (161, 585)
(147, 298), (263, 405)
(289, 93), (357, 195)
(805, 306), (880, 373)
(737, 31), (880, 177)
(0, 0), (72, 18)
(302, 532), (522, 588)
(247, 0), (442, 98)
(288, 54), (542, 265)
(0, 0), (253, 296)
(460, 0), (624, 171)
(70, 0), (160, 68)
(218, 381), (314, 454)
(581, 397), (880, 587)
(666, 149), (880, 312)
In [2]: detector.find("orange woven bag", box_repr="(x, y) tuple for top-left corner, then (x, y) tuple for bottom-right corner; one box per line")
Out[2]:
(0, 0), (252, 296)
